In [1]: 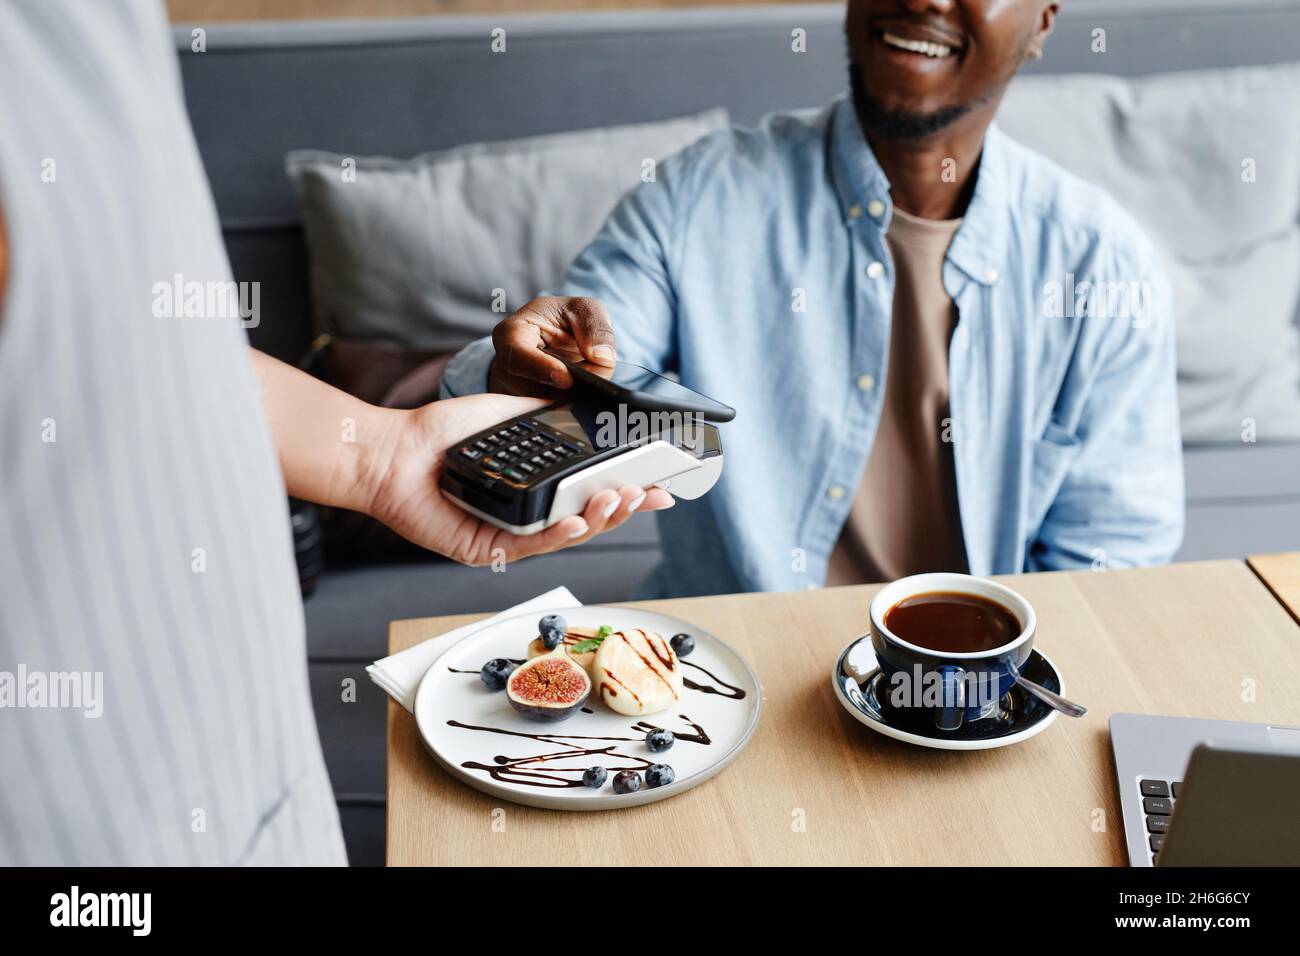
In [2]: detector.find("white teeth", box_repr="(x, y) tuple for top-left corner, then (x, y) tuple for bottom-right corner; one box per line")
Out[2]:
(882, 31), (954, 58)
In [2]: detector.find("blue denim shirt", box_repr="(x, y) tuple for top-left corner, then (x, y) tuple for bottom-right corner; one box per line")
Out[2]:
(443, 95), (1184, 598)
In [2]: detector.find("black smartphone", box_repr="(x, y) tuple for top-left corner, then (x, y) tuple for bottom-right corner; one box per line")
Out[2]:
(558, 358), (736, 422)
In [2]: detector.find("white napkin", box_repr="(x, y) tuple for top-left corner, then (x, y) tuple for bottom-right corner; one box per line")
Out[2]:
(366, 586), (582, 713)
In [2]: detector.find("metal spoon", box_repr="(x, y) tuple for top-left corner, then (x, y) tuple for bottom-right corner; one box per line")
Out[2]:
(1011, 669), (1087, 718)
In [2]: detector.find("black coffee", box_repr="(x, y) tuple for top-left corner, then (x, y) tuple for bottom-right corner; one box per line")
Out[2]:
(884, 591), (1020, 654)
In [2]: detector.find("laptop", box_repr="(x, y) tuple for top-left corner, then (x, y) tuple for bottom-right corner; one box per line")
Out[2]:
(1109, 713), (1300, 866)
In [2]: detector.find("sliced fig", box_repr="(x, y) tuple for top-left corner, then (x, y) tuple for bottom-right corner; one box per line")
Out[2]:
(506, 647), (591, 722)
(526, 625), (600, 675)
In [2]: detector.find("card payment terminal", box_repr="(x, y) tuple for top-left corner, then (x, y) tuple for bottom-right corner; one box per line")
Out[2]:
(440, 362), (733, 535)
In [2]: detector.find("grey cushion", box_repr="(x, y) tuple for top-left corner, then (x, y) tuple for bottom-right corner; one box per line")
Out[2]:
(285, 109), (727, 353)
(998, 62), (1300, 444)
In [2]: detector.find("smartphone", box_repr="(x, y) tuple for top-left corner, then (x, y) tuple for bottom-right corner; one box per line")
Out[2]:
(559, 358), (736, 422)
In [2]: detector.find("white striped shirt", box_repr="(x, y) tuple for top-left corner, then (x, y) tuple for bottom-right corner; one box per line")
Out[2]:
(0, 0), (345, 865)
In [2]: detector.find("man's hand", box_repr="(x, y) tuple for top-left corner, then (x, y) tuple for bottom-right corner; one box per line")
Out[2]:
(489, 296), (617, 396)
(363, 393), (673, 567)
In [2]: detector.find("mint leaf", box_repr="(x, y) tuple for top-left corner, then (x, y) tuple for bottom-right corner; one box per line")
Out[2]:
(570, 625), (614, 654)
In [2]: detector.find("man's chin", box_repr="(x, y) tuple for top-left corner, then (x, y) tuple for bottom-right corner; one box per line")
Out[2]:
(851, 73), (970, 141)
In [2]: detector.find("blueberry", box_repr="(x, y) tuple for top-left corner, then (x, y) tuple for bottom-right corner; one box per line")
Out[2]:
(479, 658), (516, 691)
(670, 632), (695, 658)
(582, 767), (607, 789)
(611, 770), (642, 795)
(645, 764), (676, 789)
(645, 728), (675, 753)
(539, 614), (567, 650)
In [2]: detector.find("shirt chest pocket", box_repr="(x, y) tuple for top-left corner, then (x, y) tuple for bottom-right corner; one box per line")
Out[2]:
(1026, 422), (1084, 532)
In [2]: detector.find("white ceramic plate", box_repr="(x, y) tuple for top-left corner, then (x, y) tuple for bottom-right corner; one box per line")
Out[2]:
(414, 606), (763, 809)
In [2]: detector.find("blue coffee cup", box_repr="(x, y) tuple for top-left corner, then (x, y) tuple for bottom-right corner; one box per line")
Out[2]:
(868, 573), (1036, 732)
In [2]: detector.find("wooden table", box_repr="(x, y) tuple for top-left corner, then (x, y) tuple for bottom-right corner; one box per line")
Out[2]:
(386, 554), (1300, 866)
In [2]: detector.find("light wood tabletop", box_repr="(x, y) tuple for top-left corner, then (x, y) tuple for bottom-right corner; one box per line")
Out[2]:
(386, 555), (1300, 866)
(1248, 552), (1300, 625)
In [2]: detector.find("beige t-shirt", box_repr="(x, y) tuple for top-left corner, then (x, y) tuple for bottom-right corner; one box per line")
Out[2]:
(826, 206), (970, 585)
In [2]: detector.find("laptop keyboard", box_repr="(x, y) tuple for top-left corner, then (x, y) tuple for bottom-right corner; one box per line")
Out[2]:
(1139, 778), (1183, 862)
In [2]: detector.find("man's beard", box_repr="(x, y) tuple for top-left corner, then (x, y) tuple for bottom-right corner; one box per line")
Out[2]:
(849, 63), (972, 140)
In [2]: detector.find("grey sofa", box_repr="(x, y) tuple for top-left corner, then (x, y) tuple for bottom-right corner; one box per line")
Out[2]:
(174, 0), (1300, 864)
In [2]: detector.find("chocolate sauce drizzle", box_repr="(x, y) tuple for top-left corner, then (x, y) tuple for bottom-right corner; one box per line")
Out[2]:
(681, 661), (747, 700)
(448, 714), (712, 789)
(444, 633), (745, 788)
(461, 746), (655, 789)
(447, 719), (648, 746)
(632, 714), (711, 745)
(613, 630), (679, 699)
(600, 670), (640, 707)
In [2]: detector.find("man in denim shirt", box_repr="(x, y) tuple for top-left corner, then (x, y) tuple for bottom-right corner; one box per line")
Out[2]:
(443, 0), (1184, 597)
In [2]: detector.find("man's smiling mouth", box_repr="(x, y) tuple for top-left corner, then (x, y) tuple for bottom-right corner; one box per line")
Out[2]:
(880, 30), (959, 59)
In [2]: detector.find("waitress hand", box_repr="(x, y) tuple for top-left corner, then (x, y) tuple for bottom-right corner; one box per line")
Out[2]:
(488, 296), (617, 397)
(365, 393), (673, 567)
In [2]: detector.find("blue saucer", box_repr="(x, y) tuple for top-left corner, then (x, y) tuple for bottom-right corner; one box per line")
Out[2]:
(832, 637), (1064, 750)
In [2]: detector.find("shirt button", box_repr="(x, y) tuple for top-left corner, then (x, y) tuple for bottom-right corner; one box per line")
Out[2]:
(847, 203), (862, 220)
(827, 484), (846, 501)
(856, 374), (876, 392)
(867, 199), (886, 218)
(986, 267), (999, 283)
(866, 261), (885, 280)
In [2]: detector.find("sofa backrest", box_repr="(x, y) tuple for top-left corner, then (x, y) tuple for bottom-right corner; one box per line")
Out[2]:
(174, 0), (1300, 361)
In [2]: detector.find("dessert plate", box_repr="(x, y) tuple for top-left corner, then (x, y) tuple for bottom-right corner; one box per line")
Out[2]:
(414, 606), (763, 810)
(832, 636), (1063, 751)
